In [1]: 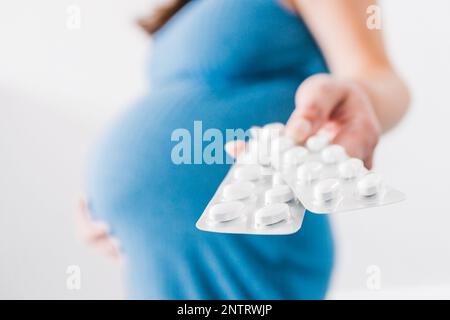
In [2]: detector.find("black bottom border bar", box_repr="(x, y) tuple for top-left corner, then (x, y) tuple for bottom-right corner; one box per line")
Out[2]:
(1, 300), (449, 318)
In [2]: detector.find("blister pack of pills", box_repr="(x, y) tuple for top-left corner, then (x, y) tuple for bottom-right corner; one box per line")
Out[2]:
(195, 127), (305, 235)
(265, 125), (406, 214)
(196, 122), (405, 235)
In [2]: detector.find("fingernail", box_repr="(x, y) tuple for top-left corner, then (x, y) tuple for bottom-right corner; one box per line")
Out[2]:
(286, 118), (311, 142)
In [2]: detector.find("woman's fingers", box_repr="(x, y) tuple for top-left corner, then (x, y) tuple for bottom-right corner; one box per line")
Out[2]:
(228, 74), (380, 169)
(331, 86), (381, 169)
(77, 199), (110, 242)
(286, 74), (348, 143)
(332, 125), (372, 168)
(82, 221), (111, 243)
(224, 140), (246, 159)
(286, 74), (381, 169)
(332, 120), (378, 169)
(92, 237), (123, 262)
(285, 117), (311, 144)
(76, 197), (123, 262)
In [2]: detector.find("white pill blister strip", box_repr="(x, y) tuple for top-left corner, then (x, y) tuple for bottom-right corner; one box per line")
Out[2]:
(196, 122), (405, 235)
(260, 125), (406, 214)
(196, 141), (305, 235)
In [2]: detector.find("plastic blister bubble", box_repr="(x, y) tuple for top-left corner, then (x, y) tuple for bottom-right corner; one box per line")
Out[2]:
(196, 124), (305, 235)
(278, 128), (405, 214)
(196, 122), (405, 235)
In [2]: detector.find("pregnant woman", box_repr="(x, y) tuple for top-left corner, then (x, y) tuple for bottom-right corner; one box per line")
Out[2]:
(78, 0), (409, 299)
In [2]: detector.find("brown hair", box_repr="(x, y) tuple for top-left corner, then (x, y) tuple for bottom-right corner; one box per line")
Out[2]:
(138, 0), (190, 34)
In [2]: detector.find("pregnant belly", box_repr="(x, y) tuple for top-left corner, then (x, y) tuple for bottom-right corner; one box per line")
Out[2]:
(86, 80), (297, 215)
(84, 79), (334, 299)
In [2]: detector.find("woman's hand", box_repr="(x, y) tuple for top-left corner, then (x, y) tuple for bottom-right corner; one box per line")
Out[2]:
(286, 74), (381, 168)
(76, 198), (123, 263)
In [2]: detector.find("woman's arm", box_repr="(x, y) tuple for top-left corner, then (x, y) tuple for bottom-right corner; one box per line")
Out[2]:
(290, 0), (410, 131)
(285, 0), (410, 167)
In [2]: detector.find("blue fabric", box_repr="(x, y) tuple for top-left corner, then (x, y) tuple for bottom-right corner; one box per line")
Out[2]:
(86, 0), (334, 299)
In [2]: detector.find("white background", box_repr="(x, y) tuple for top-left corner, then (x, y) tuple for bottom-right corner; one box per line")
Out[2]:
(1, 0), (449, 299)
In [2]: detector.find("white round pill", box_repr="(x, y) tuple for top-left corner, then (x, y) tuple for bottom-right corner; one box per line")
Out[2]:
(270, 136), (295, 168)
(249, 126), (262, 139)
(247, 139), (259, 155)
(236, 152), (256, 165)
(314, 178), (340, 202)
(283, 146), (309, 167)
(271, 136), (295, 153)
(260, 166), (274, 178)
(306, 135), (329, 152)
(265, 185), (294, 204)
(321, 144), (347, 164)
(357, 173), (382, 197)
(297, 161), (323, 182)
(209, 201), (245, 223)
(272, 172), (286, 186)
(257, 153), (271, 166)
(233, 165), (261, 181)
(246, 140), (270, 165)
(263, 122), (284, 134)
(260, 122), (285, 142)
(255, 203), (290, 226)
(222, 181), (255, 201)
(338, 158), (364, 179)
